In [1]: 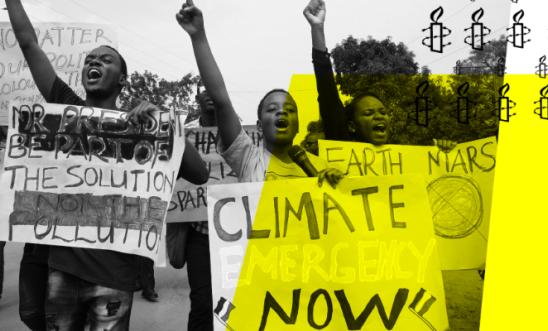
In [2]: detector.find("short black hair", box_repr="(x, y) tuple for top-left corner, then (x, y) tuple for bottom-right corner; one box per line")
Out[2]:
(307, 119), (324, 133)
(344, 91), (385, 121)
(100, 45), (127, 77)
(257, 89), (294, 120)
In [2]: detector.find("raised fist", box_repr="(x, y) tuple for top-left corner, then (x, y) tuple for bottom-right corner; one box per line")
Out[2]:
(303, 0), (326, 26)
(176, 0), (204, 36)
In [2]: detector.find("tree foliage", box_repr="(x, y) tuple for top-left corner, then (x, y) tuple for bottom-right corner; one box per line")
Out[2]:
(456, 35), (507, 74)
(119, 71), (202, 123)
(330, 35), (505, 145)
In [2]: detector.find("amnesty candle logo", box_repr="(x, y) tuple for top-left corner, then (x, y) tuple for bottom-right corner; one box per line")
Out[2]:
(422, 6), (452, 53)
(464, 8), (491, 51)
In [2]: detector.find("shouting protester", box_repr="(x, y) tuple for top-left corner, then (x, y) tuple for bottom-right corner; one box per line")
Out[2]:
(176, 0), (344, 329)
(177, 0), (344, 185)
(6, 0), (208, 330)
(303, 0), (456, 152)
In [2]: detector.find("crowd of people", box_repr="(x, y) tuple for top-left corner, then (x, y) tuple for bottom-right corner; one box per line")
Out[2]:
(0, 0), (470, 330)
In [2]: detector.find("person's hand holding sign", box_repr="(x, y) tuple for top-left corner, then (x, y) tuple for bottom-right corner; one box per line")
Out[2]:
(317, 168), (344, 189)
(126, 99), (162, 130)
(176, 0), (204, 37)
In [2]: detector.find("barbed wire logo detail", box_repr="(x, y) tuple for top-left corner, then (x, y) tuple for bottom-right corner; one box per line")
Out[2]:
(464, 8), (491, 51)
(411, 80), (430, 127)
(507, 9), (531, 48)
(427, 176), (483, 239)
(422, 6), (452, 53)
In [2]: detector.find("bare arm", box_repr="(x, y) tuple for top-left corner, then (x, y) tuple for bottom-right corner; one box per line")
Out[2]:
(6, 0), (57, 99)
(176, 0), (241, 148)
(178, 138), (209, 185)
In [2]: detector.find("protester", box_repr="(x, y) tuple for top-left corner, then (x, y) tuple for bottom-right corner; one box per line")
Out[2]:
(304, 0), (486, 289)
(0, 241), (4, 301)
(6, 0), (208, 329)
(183, 218), (212, 330)
(176, 0), (344, 328)
(187, 87), (216, 330)
(303, 0), (456, 152)
(177, 0), (344, 185)
(196, 85), (216, 127)
(300, 120), (325, 155)
(0, 128), (5, 302)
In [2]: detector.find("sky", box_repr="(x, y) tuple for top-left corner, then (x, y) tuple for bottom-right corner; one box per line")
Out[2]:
(0, 0), (513, 125)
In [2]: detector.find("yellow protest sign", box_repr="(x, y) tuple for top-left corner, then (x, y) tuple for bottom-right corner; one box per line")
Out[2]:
(319, 137), (496, 270)
(207, 175), (448, 330)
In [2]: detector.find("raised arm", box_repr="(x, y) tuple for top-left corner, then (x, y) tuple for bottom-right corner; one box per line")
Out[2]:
(304, 0), (327, 51)
(176, 0), (241, 147)
(177, 138), (209, 185)
(304, 0), (349, 141)
(6, 0), (57, 99)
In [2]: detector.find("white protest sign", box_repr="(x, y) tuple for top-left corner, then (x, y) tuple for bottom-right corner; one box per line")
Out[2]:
(0, 102), (186, 260)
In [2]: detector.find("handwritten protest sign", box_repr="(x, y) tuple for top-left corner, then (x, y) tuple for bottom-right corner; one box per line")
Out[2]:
(0, 23), (117, 124)
(166, 125), (261, 223)
(0, 102), (186, 259)
(208, 176), (448, 330)
(319, 137), (496, 270)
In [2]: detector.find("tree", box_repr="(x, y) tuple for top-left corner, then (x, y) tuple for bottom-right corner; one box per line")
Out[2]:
(119, 71), (202, 123)
(331, 36), (419, 76)
(331, 36), (419, 99)
(449, 34), (508, 140)
(328, 34), (504, 145)
(331, 36), (433, 145)
(455, 35), (507, 75)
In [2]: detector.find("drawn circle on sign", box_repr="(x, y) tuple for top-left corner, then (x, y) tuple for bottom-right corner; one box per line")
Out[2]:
(427, 175), (483, 239)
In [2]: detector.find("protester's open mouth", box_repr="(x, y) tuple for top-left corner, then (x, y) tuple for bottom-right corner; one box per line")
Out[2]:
(275, 118), (289, 129)
(372, 123), (386, 133)
(205, 100), (215, 110)
(87, 68), (102, 80)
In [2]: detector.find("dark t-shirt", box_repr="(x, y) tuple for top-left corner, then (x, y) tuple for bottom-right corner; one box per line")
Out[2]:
(47, 77), (141, 292)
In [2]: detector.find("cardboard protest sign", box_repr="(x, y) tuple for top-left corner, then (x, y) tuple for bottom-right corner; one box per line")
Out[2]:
(166, 125), (262, 223)
(208, 176), (448, 331)
(0, 102), (186, 260)
(0, 23), (117, 124)
(319, 137), (496, 270)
